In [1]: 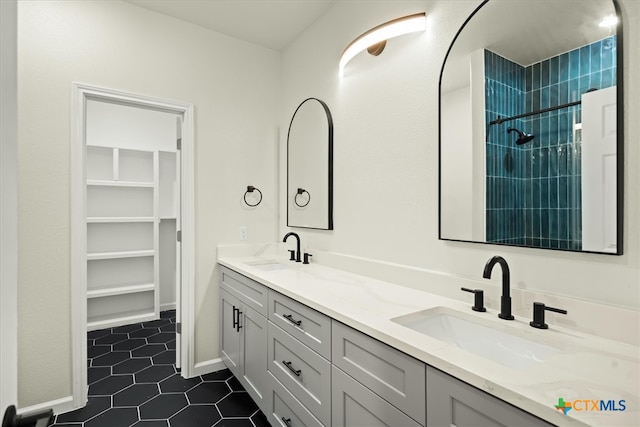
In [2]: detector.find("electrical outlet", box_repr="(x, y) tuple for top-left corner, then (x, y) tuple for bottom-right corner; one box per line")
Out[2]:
(239, 226), (248, 241)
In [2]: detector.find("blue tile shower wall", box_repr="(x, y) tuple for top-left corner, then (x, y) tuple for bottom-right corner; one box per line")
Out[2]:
(485, 50), (526, 245)
(485, 36), (616, 250)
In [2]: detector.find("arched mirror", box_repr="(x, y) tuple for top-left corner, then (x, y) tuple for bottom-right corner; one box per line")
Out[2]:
(287, 98), (334, 230)
(439, 0), (623, 254)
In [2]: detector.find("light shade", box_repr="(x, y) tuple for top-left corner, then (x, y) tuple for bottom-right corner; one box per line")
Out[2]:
(339, 12), (426, 78)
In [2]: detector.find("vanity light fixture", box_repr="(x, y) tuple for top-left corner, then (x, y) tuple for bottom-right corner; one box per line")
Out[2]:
(339, 12), (426, 78)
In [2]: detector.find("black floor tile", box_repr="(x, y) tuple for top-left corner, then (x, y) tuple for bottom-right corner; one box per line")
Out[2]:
(113, 338), (147, 351)
(251, 410), (270, 427)
(94, 333), (128, 345)
(139, 394), (188, 419)
(214, 418), (255, 427)
(50, 311), (264, 427)
(168, 405), (221, 427)
(201, 369), (233, 382)
(55, 397), (111, 423)
(89, 374), (134, 396)
(92, 351), (131, 367)
(160, 310), (175, 319)
(132, 421), (168, 427)
(87, 345), (110, 359)
(186, 382), (231, 404)
(226, 376), (244, 392)
(131, 344), (166, 358)
(143, 319), (171, 328)
(129, 328), (161, 338)
(87, 329), (110, 340)
(217, 393), (258, 417)
(147, 332), (176, 344)
(113, 357), (152, 374)
(135, 365), (175, 383)
(83, 407), (138, 427)
(87, 367), (111, 385)
(112, 323), (143, 334)
(160, 323), (176, 333)
(159, 374), (201, 393)
(152, 350), (175, 365)
(113, 383), (160, 407)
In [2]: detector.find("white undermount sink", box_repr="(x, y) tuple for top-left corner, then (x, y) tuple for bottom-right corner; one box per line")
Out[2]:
(391, 307), (559, 369)
(244, 260), (291, 271)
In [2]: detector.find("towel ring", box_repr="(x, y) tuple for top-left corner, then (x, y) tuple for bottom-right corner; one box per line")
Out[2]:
(294, 188), (310, 207)
(244, 185), (262, 207)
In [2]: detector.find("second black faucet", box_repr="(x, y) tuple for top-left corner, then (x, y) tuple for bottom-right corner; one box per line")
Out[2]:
(483, 255), (514, 320)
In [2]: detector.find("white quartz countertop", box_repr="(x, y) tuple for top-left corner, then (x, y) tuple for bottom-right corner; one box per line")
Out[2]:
(217, 255), (639, 426)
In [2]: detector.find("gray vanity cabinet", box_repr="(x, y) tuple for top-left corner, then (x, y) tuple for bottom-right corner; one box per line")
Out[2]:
(219, 267), (270, 412)
(426, 367), (554, 427)
(218, 264), (556, 427)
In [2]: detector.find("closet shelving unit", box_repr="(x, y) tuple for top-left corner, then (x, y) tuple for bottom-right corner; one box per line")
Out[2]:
(86, 146), (160, 331)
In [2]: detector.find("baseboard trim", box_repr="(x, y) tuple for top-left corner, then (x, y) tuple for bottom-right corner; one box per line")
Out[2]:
(160, 302), (176, 311)
(192, 358), (225, 377)
(18, 395), (74, 416)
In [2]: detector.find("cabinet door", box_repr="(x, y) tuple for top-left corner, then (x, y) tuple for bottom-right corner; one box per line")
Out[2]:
(426, 367), (553, 427)
(240, 305), (270, 412)
(220, 288), (240, 377)
(332, 366), (422, 427)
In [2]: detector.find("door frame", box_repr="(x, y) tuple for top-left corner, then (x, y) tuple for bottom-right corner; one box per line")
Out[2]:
(70, 83), (195, 408)
(1, 0), (18, 412)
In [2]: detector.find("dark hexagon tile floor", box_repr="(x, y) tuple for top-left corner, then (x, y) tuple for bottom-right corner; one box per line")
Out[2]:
(49, 310), (268, 427)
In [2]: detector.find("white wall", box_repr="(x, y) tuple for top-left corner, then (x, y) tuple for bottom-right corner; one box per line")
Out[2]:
(17, 0), (280, 407)
(280, 0), (639, 310)
(1, 0), (19, 413)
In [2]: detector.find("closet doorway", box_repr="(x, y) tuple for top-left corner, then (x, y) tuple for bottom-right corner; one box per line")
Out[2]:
(71, 84), (195, 409)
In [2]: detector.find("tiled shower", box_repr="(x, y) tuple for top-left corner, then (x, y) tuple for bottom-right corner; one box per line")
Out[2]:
(484, 36), (617, 249)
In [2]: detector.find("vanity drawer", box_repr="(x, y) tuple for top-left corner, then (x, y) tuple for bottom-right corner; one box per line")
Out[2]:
(220, 266), (268, 316)
(268, 322), (331, 425)
(267, 372), (324, 427)
(268, 291), (331, 359)
(332, 365), (422, 427)
(332, 321), (426, 425)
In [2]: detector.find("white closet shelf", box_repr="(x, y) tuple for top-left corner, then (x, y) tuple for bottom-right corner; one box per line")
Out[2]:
(87, 180), (154, 188)
(87, 216), (155, 223)
(87, 283), (155, 299)
(87, 249), (155, 260)
(88, 310), (156, 331)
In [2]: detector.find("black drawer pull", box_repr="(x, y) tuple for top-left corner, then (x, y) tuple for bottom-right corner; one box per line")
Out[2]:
(283, 313), (302, 326)
(282, 360), (301, 377)
(236, 311), (243, 331)
(232, 306), (238, 329)
(281, 417), (292, 427)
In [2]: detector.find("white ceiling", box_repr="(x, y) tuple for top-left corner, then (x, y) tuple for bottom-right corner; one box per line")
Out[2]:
(125, 0), (336, 51)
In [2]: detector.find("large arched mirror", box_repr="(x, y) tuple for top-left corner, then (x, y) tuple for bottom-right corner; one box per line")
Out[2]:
(287, 98), (334, 230)
(439, 0), (623, 254)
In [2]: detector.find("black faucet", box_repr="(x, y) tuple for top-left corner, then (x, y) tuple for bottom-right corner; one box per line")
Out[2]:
(283, 232), (301, 262)
(483, 256), (514, 320)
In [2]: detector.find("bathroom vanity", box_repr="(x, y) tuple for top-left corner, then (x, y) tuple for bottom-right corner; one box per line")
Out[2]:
(217, 255), (638, 427)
